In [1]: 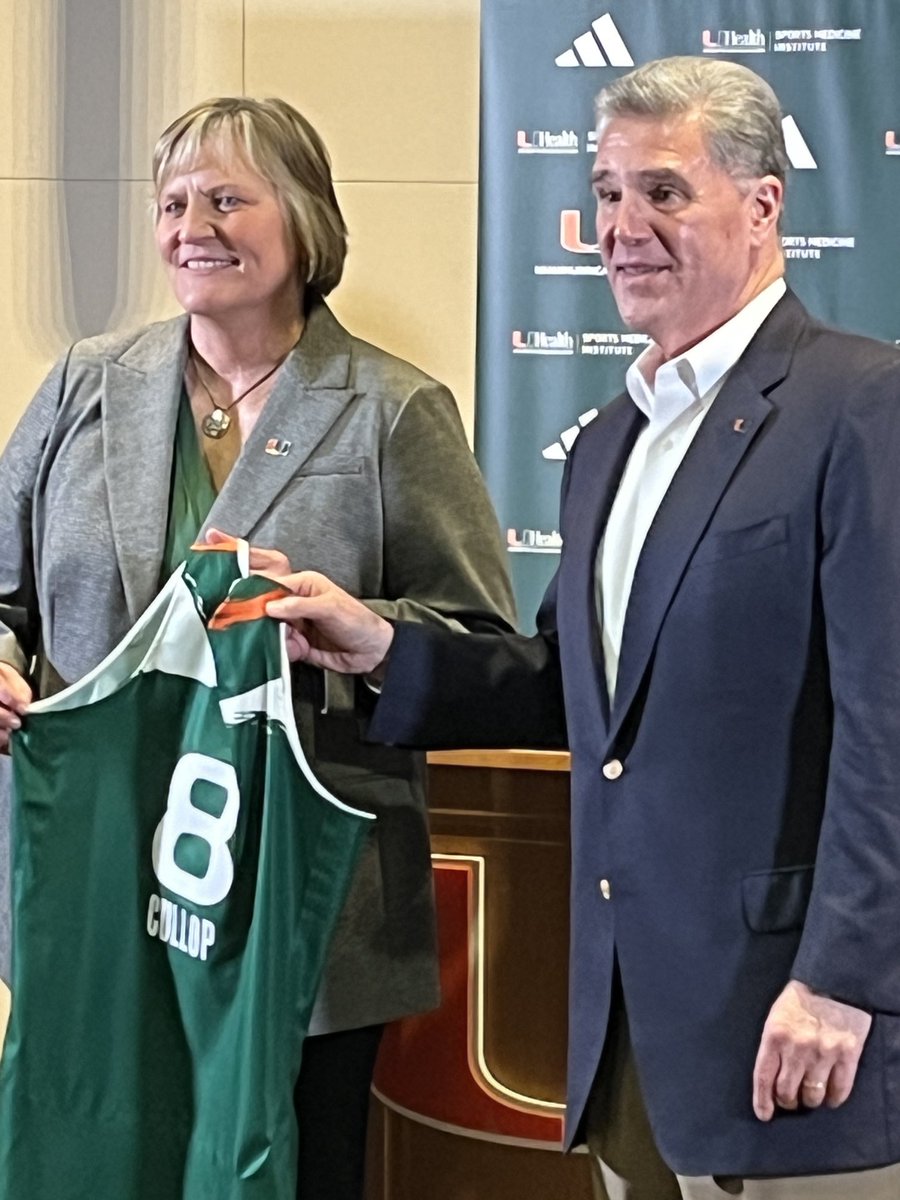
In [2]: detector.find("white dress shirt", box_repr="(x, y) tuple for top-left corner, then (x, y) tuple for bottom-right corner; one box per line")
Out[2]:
(597, 278), (786, 702)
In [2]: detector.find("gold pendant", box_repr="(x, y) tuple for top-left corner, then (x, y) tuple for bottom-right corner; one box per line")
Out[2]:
(201, 407), (231, 439)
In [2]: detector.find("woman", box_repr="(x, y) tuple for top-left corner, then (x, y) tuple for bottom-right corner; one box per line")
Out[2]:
(0, 97), (516, 1196)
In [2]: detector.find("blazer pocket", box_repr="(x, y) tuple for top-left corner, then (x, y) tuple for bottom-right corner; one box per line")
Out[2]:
(296, 454), (364, 477)
(742, 865), (815, 933)
(689, 515), (788, 569)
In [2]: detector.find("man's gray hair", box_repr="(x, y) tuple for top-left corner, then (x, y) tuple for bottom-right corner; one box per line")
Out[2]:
(595, 56), (789, 186)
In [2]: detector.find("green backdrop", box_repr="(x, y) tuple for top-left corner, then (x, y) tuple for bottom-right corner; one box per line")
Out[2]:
(477, 0), (900, 627)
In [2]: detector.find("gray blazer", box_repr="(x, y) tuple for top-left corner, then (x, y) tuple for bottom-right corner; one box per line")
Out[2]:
(0, 299), (516, 1032)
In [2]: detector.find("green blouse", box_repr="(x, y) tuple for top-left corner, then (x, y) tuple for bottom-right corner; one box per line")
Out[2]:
(161, 388), (218, 581)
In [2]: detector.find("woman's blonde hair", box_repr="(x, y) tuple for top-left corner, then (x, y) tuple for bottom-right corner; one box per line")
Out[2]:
(153, 96), (348, 297)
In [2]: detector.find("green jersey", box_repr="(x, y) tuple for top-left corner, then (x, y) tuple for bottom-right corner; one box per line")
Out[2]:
(0, 544), (373, 1199)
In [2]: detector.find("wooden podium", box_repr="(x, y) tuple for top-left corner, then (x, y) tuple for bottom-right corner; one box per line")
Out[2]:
(365, 751), (594, 1199)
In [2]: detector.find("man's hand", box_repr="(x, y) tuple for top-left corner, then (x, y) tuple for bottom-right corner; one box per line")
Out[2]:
(266, 571), (394, 674)
(752, 979), (872, 1121)
(0, 662), (32, 753)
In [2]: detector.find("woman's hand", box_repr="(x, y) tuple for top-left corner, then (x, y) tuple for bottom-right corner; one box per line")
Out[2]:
(0, 662), (32, 753)
(204, 527), (292, 577)
(266, 572), (394, 674)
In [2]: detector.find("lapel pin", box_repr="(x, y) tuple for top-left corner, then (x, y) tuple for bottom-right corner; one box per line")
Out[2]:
(732, 418), (746, 433)
(264, 438), (292, 457)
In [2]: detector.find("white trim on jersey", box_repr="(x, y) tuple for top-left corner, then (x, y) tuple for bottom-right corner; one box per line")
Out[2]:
(219, 644), (374, 821)
(27, 566), (217, 715)
(280, 631), (374, 819)
(26, 547), (375, 824)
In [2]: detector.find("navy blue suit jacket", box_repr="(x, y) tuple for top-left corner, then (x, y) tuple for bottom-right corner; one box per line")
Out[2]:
(369, 291), (900, 1175)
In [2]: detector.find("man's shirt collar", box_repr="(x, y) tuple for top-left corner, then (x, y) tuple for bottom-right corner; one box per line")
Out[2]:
(625, 278), (787, 427)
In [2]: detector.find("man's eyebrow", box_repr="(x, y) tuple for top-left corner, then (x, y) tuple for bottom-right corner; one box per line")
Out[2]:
(591, 167), (692, 190)
(591, 168), (614, 186)
(638, 168), (691, 189)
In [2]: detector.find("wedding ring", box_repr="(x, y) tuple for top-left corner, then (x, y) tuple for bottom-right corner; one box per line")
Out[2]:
(802, 1080), (826, 1091)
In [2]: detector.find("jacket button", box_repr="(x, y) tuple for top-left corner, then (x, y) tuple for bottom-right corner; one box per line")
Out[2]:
(599, 879), (611, 900)
(602, 759), (624, 780)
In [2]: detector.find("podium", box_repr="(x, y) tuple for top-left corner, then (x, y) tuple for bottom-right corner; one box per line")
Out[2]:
(366, 750), (594, 1199)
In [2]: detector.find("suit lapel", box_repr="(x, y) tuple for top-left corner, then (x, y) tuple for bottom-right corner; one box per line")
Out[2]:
(103, 317), (187, 620)
(606, 291), (806, 748)
(103, 303), (357, 615)
(206, 301), (357, 539)
(563, 397), (644, 730)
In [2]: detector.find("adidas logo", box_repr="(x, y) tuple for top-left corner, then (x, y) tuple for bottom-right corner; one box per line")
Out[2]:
(543, 408), (601, 461)
(782, 115), (817, 169)
(555, 13), (634, 68)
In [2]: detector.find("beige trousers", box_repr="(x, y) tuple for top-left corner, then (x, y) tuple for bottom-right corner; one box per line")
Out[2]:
(585, 990), (900, 1200)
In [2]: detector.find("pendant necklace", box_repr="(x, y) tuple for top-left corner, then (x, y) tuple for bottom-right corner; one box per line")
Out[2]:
(191, 351), (288, 440)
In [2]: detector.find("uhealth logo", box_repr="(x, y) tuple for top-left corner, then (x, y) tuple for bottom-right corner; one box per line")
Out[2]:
(512, 331), (575, 355)
(512, 330), (650, 357)
(555, 14), (634, 68)
(702, 28), (766, 53)
(702, 27), (861, 54)
(516, 129), (580, 155)
(507, 528), (564, 554)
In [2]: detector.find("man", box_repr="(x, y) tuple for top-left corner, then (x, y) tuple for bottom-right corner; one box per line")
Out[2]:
(266, 58), (900, 1198)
